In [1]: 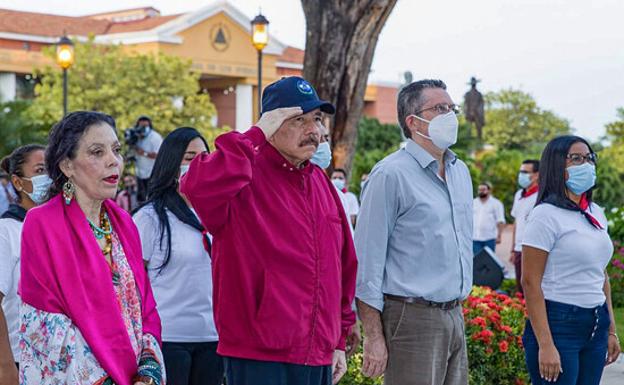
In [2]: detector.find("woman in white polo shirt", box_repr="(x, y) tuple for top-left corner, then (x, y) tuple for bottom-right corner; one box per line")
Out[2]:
(0, 144), (49, 379)
(134, 127), (222, 385)
(522, 135), (620, 385)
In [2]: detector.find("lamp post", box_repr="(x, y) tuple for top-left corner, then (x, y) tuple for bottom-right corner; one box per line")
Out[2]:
(251, 13), (269, 116)
(56, 35), (74, 116)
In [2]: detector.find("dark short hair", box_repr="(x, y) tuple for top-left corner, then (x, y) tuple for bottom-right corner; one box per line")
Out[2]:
(397, 79), (447, 138)
(331, 168), (347, 178)
(536, 135), (594, 205)
(522, 159), (540, 173)
(46, 111), (116, 197)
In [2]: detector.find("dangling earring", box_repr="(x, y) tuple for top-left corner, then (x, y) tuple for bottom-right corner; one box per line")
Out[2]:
(63, 179), (75, 205)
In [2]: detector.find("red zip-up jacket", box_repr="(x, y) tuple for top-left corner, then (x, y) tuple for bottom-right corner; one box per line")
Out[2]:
(180, 126), (357, 366)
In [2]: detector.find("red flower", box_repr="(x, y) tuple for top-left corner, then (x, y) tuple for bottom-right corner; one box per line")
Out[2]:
(500, 325), (513, 334)
(470, 316), (487, 328)
(499, 340), (509, 353)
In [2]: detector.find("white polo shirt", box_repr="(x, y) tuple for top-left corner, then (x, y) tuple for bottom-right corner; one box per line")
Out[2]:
(335, 186), (354, 236)
(344, 191), (360, 218)
(135, 129), (163, 179)
(0, 217), (23, 361)
(134, 205), (218, 342)
(473, 196), (505, 241)
(522, 202), (613, 308)
(511, 189), (538, 252)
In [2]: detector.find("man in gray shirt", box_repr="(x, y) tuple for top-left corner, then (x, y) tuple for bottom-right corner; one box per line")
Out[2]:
(355, 79), (473, 385)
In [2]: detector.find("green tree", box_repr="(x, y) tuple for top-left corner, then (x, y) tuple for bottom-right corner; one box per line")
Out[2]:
(476, 149), (541, 221)
(605, 107), (624, 145)
(594, 107), (624, 209)
(350, 117), (402, 194)
(25, 38), (226, 145)
(0, 100), (47, 157)
(484, 89), (570, 150)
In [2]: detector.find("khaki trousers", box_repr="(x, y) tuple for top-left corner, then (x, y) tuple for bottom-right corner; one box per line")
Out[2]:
(382, 298), (468, 385)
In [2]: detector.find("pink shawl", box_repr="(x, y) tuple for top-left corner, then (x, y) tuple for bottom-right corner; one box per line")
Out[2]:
(19, 195), (161, 385)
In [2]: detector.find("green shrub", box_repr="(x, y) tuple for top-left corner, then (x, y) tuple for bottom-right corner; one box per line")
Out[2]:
(340, 349), (384, 385)
(607, 207), (624, 307)
(464, 287), (529, 385)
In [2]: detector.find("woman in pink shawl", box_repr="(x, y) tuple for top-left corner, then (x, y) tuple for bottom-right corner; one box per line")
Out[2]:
(19, 111), (165, 385)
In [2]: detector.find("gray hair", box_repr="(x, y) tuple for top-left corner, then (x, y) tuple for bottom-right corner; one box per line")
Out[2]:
(397, 79), (447, 138)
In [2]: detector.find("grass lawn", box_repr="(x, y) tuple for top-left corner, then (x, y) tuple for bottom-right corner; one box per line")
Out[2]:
(614, 307), (624, 350)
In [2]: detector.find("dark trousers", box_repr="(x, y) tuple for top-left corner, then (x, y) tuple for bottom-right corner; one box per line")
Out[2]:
(162, 341), (224, 385)
(472, 239), (496, 255)
(137, 177), (149, 203)
(523, 300), (610, 385)
(224, 357), (332, 385)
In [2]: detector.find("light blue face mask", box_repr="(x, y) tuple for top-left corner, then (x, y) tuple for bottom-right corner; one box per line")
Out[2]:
(518, 172), (532, 189)
(310, 142), (332, 169)
(22, 174), (52, 204)
(566, 163), (596, 195)
(179, 164), (190, 178)
(332, 178), (345, 191)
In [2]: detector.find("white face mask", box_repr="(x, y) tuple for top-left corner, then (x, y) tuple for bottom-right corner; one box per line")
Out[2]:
(411, 111), (459, 150)
(22, 174), (52, 204)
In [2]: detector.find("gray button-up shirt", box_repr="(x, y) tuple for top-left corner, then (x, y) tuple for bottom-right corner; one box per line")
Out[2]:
(355, 140), (474, 312)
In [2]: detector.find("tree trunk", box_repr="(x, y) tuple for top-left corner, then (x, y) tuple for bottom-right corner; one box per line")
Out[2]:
(301, 0), (397, 174)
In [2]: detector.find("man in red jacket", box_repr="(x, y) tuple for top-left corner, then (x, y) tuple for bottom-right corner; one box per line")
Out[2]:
(180, 76), (357, 385)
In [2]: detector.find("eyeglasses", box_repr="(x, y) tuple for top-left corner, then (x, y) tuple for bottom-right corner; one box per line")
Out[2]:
(566, 152), (597, 166)
(414, 103), (461, 116)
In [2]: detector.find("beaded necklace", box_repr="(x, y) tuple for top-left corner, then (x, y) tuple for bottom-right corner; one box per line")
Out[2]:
(88, 209), (113, 256)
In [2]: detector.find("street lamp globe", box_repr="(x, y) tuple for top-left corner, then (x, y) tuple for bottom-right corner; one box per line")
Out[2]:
(56, 36), (74, 70)
(251, 13), (269, 51)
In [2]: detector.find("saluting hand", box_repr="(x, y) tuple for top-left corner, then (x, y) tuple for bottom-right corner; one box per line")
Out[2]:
(256, 107), (303, 139)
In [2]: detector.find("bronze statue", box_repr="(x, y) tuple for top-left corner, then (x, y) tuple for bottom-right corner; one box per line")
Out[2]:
(464, 76), (485, 139)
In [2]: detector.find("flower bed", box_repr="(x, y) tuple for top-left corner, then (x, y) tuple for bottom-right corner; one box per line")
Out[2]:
(464, 286), (529, 385)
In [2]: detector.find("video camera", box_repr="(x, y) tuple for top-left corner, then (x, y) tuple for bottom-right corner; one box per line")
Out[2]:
(123, 126), (144, 163)
(124, 126), (142, 147)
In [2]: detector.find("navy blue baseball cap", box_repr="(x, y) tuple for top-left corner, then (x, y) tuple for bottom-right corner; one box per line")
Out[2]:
(261, 76), (335, 115)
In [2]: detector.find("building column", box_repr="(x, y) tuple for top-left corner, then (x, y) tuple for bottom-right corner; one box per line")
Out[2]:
(235, 84), (253, 132)
(0, 73), (17, 102)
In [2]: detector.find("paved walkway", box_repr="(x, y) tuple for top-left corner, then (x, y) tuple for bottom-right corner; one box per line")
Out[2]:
(601, 356), (624, 384)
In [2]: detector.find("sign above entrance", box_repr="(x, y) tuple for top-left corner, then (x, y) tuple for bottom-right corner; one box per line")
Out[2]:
(210, 22), (231, 52)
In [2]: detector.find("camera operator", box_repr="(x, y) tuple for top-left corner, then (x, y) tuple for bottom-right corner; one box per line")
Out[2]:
(133, 116), (163, 203)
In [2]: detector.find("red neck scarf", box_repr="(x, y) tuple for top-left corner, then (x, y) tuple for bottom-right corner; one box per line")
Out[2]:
(521, 184), (538, 199)
(578, 193), (604, 229)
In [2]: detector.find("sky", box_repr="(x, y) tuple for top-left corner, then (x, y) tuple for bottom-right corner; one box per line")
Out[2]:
(2, 0), (623, 141)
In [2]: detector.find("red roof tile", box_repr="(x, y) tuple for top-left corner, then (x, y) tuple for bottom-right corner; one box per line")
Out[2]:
(278, 46), (304, 64)
(0, 8), (179, 37)
(106, 14), (180, 34)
